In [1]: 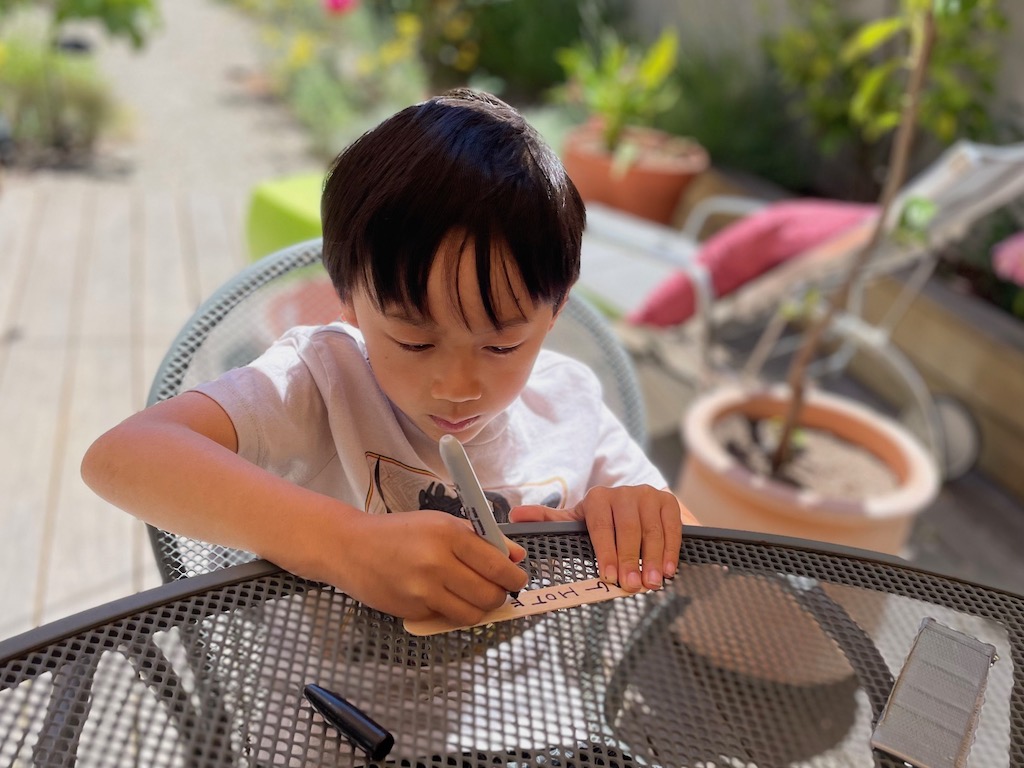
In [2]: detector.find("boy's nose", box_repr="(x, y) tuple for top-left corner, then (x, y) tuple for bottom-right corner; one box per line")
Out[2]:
(431, 358), (482, 403)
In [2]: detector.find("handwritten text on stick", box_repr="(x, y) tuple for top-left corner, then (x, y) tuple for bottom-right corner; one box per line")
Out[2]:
(403, 577), (646, 636)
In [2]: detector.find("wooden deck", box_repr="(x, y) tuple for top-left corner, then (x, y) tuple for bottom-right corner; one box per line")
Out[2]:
(0, 171), (248, 638)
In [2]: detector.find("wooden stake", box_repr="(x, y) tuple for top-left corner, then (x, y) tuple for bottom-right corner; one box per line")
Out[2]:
(403, 577), (646, 636)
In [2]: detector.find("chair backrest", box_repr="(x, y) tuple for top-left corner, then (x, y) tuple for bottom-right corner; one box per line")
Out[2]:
(720, 140), (1024, 327)
(146, 238), (648, 582)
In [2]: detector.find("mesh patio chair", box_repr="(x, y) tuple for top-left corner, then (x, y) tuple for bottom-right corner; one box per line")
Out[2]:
(146, 238), (648, 583)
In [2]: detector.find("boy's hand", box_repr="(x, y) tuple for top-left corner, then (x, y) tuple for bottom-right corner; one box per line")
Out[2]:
(337, 510), (527, 625)
(509, 486), (693, 592)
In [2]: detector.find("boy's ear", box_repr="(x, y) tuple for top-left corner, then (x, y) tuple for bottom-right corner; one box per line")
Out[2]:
(548, 298), (567, 331)
(338, 296), (359, 328)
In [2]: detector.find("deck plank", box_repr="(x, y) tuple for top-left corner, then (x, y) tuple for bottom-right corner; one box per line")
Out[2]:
(0, 179), (37, 341)
(13, 180), (89, 343)
(0, 177), (88, 636)
(139, 190), (202, 397)
(0, 344), (72, 637)
(184, 190), (247, 304)
(43, 183), (160, 624)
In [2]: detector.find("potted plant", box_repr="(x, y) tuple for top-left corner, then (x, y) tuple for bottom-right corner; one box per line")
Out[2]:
(553, 27), (709, 225)
(676, 1), (978, 556)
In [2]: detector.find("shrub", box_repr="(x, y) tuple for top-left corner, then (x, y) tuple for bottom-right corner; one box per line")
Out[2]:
(0, 16), (116, 163)
(369, 0), (625, 102)
(0, 0), (159, 49)
(217, 0), (427, 159)
(654, 49), (810, 193)
(764, 0), (1008, 199)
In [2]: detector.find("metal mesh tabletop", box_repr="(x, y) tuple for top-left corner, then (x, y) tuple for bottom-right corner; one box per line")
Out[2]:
(2, 524), (1022, 767)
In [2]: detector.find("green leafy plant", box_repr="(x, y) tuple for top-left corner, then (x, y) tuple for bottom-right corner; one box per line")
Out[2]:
(0, 1), (158, 163)
(654, 49), (809, 193)
(365, 0), (623, 101)
(0, 0), (159, 48)
(0, 13), (117, 163)
(214, 0), (427, 159)
(471, 0), (614, 102)
(552, 27), (679, 154)
(766, 0), (1006, 198)
(771, 0), (978, 474)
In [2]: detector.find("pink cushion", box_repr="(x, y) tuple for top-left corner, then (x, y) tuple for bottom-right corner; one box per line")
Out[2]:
(992, 230), (1024, 286)
(628, 199), (878, 327)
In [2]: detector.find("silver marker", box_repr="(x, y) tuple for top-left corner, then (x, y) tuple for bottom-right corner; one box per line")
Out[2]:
(439, 434), (509, 556)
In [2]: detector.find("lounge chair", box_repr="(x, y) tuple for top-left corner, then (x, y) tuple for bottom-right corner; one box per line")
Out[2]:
(577, 140), (1024, 479)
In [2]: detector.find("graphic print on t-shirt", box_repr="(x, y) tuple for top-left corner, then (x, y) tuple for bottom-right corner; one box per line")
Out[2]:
(364, 452), (566, 520)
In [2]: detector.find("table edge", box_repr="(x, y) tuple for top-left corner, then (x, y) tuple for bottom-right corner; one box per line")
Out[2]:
(5, 524), (1020, 664)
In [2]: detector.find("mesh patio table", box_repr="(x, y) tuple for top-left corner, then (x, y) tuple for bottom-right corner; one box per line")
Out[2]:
(2, 523), (1022, 767)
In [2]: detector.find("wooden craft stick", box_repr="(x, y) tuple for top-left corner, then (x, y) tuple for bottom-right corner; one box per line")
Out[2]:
(403, 577), (646, 636)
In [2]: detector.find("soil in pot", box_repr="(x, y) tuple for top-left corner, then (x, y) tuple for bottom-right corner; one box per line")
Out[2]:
(713, 413), (899, 499)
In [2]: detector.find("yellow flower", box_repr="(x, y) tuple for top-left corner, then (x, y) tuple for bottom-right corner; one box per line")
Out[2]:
(453, 40), (478, 72)
(356, 53), (377, 77)
(287, 33), (317, 69)
(395, 12), (422, 41)
(442, 11), (472, 42)
(379, 39), (409, 68)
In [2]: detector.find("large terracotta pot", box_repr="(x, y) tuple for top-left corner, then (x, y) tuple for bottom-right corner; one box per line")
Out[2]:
(676, 384), (940, 555)
(562, 121), (709, 225)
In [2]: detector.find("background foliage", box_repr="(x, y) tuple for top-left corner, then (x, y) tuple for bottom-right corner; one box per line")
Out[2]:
(0, 1), (158, 164)
(0, 0), (158, 48)
(764, 0), (1008, 200)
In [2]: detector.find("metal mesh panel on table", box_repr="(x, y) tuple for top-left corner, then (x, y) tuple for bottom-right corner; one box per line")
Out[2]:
(5, 531), (1020, 767)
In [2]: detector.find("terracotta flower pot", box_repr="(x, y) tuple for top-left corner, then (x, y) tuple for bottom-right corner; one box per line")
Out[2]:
(676, 384), (940, 555)
(562, 121), (709, 226)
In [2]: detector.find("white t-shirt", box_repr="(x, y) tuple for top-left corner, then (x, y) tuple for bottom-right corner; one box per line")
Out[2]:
(194, 323), (665, 521)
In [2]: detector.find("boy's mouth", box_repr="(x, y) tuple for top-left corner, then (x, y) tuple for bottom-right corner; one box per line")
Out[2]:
(430, 415), (480, 433)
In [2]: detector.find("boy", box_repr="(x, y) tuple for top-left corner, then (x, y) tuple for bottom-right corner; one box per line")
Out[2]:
(82, 89), (698, 628)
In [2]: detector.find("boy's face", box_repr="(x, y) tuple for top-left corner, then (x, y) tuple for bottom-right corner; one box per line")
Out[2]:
(341, 235), (560, 444)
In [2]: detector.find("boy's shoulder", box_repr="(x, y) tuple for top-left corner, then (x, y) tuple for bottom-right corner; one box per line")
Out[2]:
(530, 348), (602, 394)
(259, 322), (369, 374)
(278, 321), (364, 351)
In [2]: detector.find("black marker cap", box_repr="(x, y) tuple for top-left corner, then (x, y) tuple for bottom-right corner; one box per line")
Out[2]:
(303, 683), (395, 761)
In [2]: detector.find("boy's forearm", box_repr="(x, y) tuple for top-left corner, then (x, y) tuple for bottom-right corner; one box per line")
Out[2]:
(81, 420), (358, 583)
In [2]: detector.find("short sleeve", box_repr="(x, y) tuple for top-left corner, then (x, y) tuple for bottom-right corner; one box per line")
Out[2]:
(193, 329), (338, 485)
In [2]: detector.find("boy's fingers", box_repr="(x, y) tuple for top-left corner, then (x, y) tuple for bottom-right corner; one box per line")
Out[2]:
(583, 501), (619, 586)
(431, 585), (496, 627)
(508, 505), (578, 523)
(612, 499), (643, 592)
(638, 495), (667, 590)
(662, 495), (684, 578)
(455, 539), (528, 594)
(504, 537), (527, 563)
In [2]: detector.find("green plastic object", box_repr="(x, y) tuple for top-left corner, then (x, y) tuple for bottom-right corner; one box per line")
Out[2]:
(246, 172), (325, 261)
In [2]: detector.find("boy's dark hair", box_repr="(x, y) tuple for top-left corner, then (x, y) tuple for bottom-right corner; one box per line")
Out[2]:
(321, 88), (585, 326)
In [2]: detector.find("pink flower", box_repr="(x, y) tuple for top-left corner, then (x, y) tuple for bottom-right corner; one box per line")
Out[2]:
(992, 231), (1024, 287)
(323, 0), (357, 14)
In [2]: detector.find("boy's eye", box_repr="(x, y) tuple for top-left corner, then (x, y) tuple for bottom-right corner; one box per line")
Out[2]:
(397, 341), (433, 352)
(487, 344), (522, 355)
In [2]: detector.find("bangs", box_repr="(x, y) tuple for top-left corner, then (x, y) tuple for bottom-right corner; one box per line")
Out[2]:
(321, 89), (585, 325)
(362, 225), (540, 330)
